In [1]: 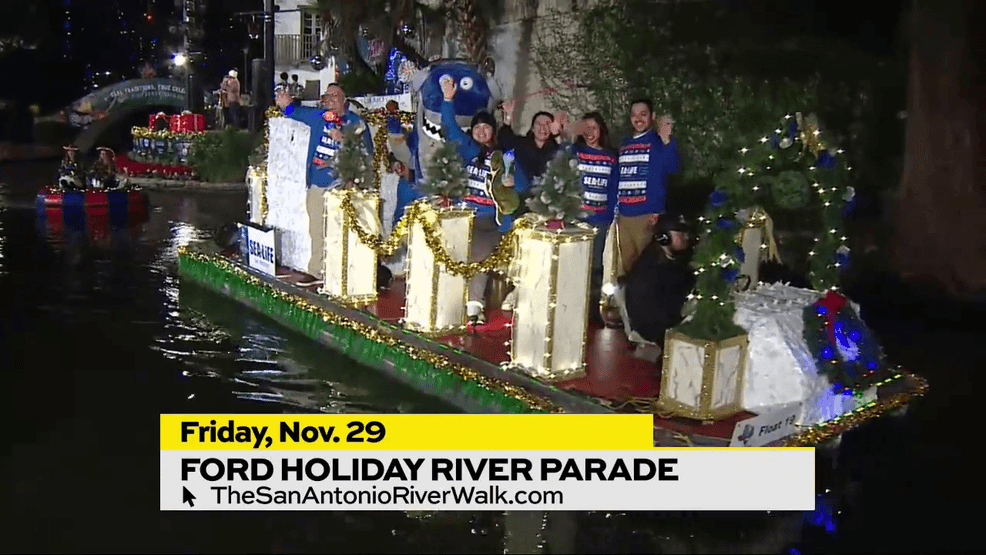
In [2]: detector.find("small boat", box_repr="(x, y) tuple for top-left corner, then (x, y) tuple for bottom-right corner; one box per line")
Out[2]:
(37, 186), (147, 210)
(37, 146), (148, 212)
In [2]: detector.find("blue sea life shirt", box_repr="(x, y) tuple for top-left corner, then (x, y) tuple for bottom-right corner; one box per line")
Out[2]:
(282, 104), (375, 188)
(440, 99), (529, 231)
(570, 142), (619, 228)
(617, 129), (680, 216)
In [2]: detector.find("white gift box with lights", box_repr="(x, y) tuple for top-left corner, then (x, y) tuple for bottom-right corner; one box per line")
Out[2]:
(600, 221), (620, 304)
(265, 117), (324, 276)
(509, 222), (594, 383)
(246, 165), (266, 226)
(402, 204), (473, 335)
(660, 329), (749, 421)
(319, 189), (381, 305)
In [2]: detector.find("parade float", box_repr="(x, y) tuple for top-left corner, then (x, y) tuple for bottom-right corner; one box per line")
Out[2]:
(116, 111), (205, 180)
(177, 60), (927, 448)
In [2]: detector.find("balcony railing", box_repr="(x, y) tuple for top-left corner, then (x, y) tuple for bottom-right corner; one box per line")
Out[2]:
(274, 34), (321, 65)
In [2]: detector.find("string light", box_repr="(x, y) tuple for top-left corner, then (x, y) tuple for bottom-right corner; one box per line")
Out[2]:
(178, 247), (564, 413)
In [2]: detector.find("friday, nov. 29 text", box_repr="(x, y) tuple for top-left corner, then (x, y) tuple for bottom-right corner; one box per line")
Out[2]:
(180, 420), (387, 449)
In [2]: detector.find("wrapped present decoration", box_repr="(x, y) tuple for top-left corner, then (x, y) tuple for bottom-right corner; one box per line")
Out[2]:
(246, 165), (267, 226)
(171, 112), (205, 133)
(319, 188), (382, 306)
(508, 219), (594, 382)
(402, 203), (473, 336)
(659, 329), (749, 421)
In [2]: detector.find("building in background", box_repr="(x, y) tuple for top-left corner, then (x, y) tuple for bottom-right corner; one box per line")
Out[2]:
(271, 0), (336, 100)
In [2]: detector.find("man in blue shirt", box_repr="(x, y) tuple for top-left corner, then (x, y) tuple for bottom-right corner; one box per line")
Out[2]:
(616, 98), (680, 277)
(274, 83), (374, 188)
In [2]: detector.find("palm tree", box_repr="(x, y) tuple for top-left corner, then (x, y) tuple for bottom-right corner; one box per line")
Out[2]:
(452, 0), (487, 64)
(313, 0), (417, 74)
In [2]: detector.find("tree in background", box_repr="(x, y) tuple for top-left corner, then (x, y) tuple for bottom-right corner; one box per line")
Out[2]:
(890, 0), (986, 297)
(533, 0), (901, 215)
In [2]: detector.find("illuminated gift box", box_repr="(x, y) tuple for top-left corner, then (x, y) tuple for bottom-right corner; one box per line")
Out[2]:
(264, 117), (318, 274)
(148, 114), (172, 128)
(509, 220), (594, 382)
(402, 203), (473, 335)
(319, 188), (381, 305)
(246, 165), (266, 226)
(659, 330), (749, 421)
(600, 220), (619, 306)
(171, 113), (205, 132)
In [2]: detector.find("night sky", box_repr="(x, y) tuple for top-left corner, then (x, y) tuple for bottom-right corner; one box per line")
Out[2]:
(0, 0), (910, 114)
(0, 0), (260, 111)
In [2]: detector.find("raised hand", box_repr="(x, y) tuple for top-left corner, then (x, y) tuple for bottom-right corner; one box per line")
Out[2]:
(440, 75), (456, 100)
(554, 111), (569, 130)
(568, 118), (587, 138)
(658, 116), (673, 144)
(275, 90), (292, 109)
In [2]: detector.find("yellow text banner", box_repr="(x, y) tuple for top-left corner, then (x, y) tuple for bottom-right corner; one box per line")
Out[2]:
(161, 414), (658, 451)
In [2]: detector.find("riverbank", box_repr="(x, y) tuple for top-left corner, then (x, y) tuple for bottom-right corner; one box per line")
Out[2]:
(125, 176), (245, 192)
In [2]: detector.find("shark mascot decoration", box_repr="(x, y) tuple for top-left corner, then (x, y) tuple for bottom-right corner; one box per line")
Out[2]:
(405, 59), (501, 187)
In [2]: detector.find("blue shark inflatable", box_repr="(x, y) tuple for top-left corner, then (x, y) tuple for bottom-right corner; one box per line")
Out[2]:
(408, 59), (501, 185)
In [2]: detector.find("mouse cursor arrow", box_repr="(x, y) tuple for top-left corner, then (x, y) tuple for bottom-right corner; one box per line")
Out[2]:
(183, 486), (196, 508)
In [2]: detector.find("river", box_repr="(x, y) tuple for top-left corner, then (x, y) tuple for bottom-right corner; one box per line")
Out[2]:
(0, 159), (978, 553)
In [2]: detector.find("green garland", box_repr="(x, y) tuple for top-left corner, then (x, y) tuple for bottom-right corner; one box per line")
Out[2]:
(177, 250), (554, 414)
(675, 113), (852, 341)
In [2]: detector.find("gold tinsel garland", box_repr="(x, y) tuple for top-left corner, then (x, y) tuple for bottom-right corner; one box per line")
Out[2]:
(361, 109), (415, 190)
(177, 246), (562, 414)
(261, 106), (523, 276)
(262, 106), (415, 193)
(780, 371), (929, 447)
(131, 127), (207, 141)
(612, 370), (928, 446)
(259, 105), (284, 224)
(338, 191), (532, 279)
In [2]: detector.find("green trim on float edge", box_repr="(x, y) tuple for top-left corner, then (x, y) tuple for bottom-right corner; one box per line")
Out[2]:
(177, 250), (549, 414)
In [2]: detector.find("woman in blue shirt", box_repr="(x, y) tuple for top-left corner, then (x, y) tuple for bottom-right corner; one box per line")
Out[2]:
(568, 112), (619, 323)
(439, 77), (529, 325)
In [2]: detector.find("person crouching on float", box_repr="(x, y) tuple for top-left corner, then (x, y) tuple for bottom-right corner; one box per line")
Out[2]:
(439, 75), (529, 328)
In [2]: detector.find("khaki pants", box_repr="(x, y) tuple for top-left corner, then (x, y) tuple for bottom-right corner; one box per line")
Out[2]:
(469, 216), (502, 306)
(616, 213), (658, 277)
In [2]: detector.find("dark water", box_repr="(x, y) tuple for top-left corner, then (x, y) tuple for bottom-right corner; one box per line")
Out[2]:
(0, 159), (978, 553)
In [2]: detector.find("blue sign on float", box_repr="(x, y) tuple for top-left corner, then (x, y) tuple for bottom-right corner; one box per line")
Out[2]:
(238, 222), (277, 277)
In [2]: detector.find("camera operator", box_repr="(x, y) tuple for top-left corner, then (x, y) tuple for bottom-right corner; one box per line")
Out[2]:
(616, 212), (697, 359)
